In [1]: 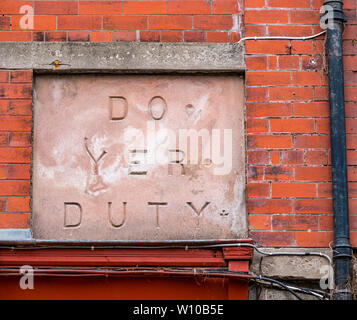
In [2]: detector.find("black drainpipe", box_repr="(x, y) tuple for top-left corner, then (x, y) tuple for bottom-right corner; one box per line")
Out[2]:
(322, 0), (353, 300)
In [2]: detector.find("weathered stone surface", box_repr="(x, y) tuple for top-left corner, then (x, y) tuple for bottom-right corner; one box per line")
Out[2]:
(32, 74), (246, 240)
(249, 285), (320, 300)
(0, 42), (244, 72)
(251, 247), (332, 280)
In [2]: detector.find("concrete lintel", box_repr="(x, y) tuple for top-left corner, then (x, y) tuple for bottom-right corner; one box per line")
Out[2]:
(0, 42), (245, 73)
(251, 247), (333, 280)
(0, 229), (32, 241)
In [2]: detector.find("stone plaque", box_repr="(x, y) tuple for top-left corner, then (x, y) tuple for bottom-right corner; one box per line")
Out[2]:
(32, 74), (246, 240)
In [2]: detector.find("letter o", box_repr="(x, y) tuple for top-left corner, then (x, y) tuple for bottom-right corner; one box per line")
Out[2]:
(148, 96), (167, 120)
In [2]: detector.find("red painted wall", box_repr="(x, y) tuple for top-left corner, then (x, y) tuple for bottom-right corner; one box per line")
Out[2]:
(0, 0), (356, 248)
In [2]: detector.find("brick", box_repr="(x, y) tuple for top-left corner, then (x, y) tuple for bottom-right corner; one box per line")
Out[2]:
(0, 71), (9, 83)
(314, 86), (329, 101)
(91, 31), (113, 42)
(281, 150), (304, 165)
(250, 231), (295, 246)
(0, 213), (30, 228)
(301, 55), (324, 71)
(292, 71), (327, 86)
(270, 119), (315, 133)
(270, 151), (280, 165)
(114, 31), (137, 42)
(290, 10), (320, 24)
(0, 100), (8, 114)
(7, 164), (31, 180)
(150, 16), (192, 30)
(246, 40), (290, 54)
(0, 116), (31, 131)
(268, 56), (277, 70)
(316, 118), (329, 134)
(347, 134), (357, 149)
(7, 197), (30, 212)
(35, 1), (77, 15)
(0, 181), (30, 196)
(346, 119), (357, 134)
(272, 215), (318, 231)
(12, 16), (57, 31)
(294, 135), (330, 149)
(247, 103), (292, 117)
(9, 132), (31, 147)
(104, 16), (147, 30)
(293, 102), (329, 117)
(0, 84), (32, 99)
(0, 198), (5, 210)
(295, 199), (333, 214)
(124, 1), (166, 14)
(269, 87), (314, 101)
(184, 31), (205, 42)
(249, 215), (271, 230)
(140, 31), (160, 42)
(291, 40), (324, 54)
(245, 87), (268, 101)
(45, 31), (67, 42)
(305, 150), (328, 165)
(317, 183), (332, 198)
(0, 148), (31, 163)
(33, 32), (44, 41)
(248, 167), (264, 182)
(268, 25), (313, 37)
(0, 133), (7, 147)
(68, 31), (90, 42)
(295, 166), (331, 181)
(268, 0), (310, 8)
(230, 31), (241, 43)
(248, 199), (293, 214)
(58, 16), (102, 30)
(247, 182), (270, 197)
(265, 166), (293, 181)
(161, 31), (183, 42)
(79, 1), (122, 15)
(345, 86), (357, 101)
(245, 10), (289, 23)
(248, 135), (292, 149)
(279, 55), (300, 70)
(206, 31), (228, 43)
(244, 25), (266, 37)
(318, 215), (333, 231)
(9, 100), (32, 115)
(213, 0), (240, 13)
(0, 1), (32, 15)
(0, 32), (31, 42)
(348, 167), (357, 181)
(295, 231), (333, 247)
(0, 16), (10, 31)
(272, 182), (316, 198)
(245, 56), (267, 70)
(194, 16), (233, 30)
(349, 182), (357, 197)
(10, 71), (32, 83)
(245, 0), (265, 8)
(248, 151), (269, 165)
(247, 71), (291, 86)
(347, 150), (357, 165)
(168, 1), (211, 14)
(247, 119), (269, 133)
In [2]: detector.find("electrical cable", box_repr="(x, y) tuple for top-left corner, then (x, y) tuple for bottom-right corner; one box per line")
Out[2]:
(236, 30), (327, 46)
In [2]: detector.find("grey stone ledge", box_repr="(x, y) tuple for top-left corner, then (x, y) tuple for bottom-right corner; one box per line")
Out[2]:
(0, 42), (245, 73)
(0, 229), (32, 241)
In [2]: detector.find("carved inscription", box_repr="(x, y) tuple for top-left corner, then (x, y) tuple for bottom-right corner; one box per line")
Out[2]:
(32, 75), (246, 240)
(84, 137), (107, 194)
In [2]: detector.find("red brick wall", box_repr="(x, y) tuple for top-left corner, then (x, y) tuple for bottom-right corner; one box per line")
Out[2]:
(0, 0), (356, 247)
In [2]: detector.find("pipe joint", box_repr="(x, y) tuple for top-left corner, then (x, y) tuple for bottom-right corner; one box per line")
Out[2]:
(322, 0), (347, 23)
